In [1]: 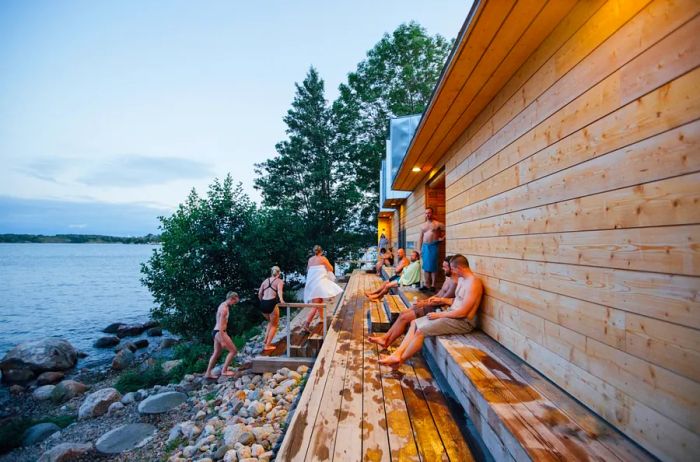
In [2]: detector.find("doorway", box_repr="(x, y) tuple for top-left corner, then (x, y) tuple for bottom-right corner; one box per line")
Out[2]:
(425, 170), (446, 288)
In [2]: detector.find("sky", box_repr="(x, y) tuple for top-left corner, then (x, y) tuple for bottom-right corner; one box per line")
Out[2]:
(0, 0), (470, 236)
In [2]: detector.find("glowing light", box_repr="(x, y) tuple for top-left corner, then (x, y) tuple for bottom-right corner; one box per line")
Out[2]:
(412, 166), (421, 172)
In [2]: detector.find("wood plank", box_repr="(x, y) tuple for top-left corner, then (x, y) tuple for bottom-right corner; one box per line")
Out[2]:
(376, 300), (390, 332)
(449, 171), (700, 239)
(379, 356), (420, 460)
(361, 279), (391, 462)
(411, 355), (475, 462)
(451, 224), (700, 276)
(466, 254), (700, 329)
(448, 118), (700, 225)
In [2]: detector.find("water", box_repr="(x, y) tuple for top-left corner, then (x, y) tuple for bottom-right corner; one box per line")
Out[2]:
(0, 243), (157, 367)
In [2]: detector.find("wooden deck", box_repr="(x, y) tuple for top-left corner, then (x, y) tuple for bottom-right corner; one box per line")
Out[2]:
(276, 271), (474, 461)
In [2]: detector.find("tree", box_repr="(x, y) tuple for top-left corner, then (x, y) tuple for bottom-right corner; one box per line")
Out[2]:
(255, 67), (363, 262)
(332, 22), (452, 232)
(141, 175), (263, 339)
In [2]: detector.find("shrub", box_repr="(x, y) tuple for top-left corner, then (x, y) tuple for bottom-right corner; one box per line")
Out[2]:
(0, 414), (75, 454)
(114, 361), (168, 394)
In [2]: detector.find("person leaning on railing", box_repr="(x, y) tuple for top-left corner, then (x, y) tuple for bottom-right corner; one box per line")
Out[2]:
(258, 266), (285, 352)
(369, 256), (456, 348)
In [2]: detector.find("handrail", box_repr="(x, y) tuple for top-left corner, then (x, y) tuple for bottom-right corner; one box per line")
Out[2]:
(277, 302), (328, 357)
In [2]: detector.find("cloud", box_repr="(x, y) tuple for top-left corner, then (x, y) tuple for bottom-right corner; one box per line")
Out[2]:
(0, 196), (170, 236)
(18, 154), (215, 187)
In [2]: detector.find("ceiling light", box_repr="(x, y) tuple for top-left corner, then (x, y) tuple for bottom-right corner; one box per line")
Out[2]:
(412, 166), (421, 172)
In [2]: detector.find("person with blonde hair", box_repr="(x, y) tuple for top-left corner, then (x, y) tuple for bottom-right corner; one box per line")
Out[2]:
(302, 245), (343, 333)
(258, 265), (285, 352)
(204, 291), (240, 379)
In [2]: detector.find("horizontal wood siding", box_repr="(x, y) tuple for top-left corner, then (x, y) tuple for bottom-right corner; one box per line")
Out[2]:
(434, 1), (700, 460)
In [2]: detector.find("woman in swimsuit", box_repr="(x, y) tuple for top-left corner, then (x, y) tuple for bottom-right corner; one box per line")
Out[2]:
(258, 266), (285, 352)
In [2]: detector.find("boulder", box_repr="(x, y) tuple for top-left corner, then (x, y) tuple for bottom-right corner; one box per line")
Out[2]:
(112, 350), (134, 371)
(94, 336), (120, 348)
(95, 423), (156, 454)
(121, 392), (138, 404)
(133, 339), (149, 349)
(2, 368), (35, 384)
(38, 442), (92, 462)
(0, 338), (77, 375)
(76, 351), (88, 358)
(108, 401), (125, 415)
(22, 422), (61, 446)
(102, 322), (126, 333)
(51, 380), (87, 403)
(37, 371), (65, 385)
(159, 338), (178, 349)
(223, 423), (251, 447)
(137, 391), (187, 414)
(162, 359), (182, 374)
(146, 327), (163, 337)
(116, 324), (146, 338)
(78, 387), (122, 419)
(115, 342), (137, 353)
(10, 384), (25, 394)
(142, 320), (159, 329)
(33, 384), (56, 400)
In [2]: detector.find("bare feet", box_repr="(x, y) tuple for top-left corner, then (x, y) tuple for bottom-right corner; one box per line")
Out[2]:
(204, 374), (218, 380)
(222, 370), (236, 377)
(378, 354), (402, 366)
(368, 336), (387, 347)
(263, 344), (275, 352)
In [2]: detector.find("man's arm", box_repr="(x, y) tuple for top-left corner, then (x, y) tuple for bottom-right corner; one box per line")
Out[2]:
(396, 258), (408, 273)
(438, 279), (482, 320)
(417, 227), (424, 250)
(438, 221), (446, 242)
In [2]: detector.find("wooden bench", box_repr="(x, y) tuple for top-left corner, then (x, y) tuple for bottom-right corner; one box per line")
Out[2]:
(368, 299), (390, 333)
(382, 294), (408, 323)
(423, 331), (654, 461)
(380, 266), (395, 280)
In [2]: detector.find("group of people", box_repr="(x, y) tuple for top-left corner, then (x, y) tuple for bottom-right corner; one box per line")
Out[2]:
(204, 244), (342, 379)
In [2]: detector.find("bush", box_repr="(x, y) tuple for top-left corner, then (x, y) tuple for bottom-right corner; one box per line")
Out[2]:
(114, 361), (169, 394)
(167, 342), (213, 382)
(0, 414), (75, 454)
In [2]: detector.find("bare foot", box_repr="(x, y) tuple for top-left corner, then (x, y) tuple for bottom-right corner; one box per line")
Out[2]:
(263, 345), (275, 352)
(368, 336), (386, 347)
(222, 370), (236, 377)
(378, 354), (401, 365)
(204, 374), (218, 380)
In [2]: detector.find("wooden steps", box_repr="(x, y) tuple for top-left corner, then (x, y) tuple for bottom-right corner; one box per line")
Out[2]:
(368, 299), (390, 333)
(397, 286), (431, 307)
(423, 331), (654, 462)
(383, 294), (408, 323)
(380, 266), (395, 280)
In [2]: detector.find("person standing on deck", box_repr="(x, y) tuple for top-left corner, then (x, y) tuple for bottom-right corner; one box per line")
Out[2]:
(302, 245), (343, 333)
(379, 233), (389, 250)
(258, 266), (285, 352)
(418, 206), (445, 292)
(379, 254), (482, 367)
(204, 291), (240, 379)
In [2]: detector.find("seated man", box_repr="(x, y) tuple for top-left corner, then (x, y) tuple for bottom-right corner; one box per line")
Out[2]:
(366, 250), (421, 301)
(368, 256), (456, 348)
(379, 254), (482, 367)
(365, 248), (408, 297)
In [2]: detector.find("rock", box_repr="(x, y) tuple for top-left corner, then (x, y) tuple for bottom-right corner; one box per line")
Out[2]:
(166, 423), (181, 443)
(108, 401), (125, 415)
(112, 349), (135, 371)
(162, 359), (182, 374)
(51, 380), (87, 403)
(103, 322), (126, 333)
(213, 444), (231, 460)
(252, 425), (272, 443)
(160, 338), (178, 349)
(223, 449), (238, 462)
(79, 387), (122, 419)
(223, 423), (250, 447)
(182, 445), (197, 458)
(238, 431), (255, 445)
(38, 442), (93, 462)
(133, 339), (149, 349)
(95, 423), (156, 454)
(115, 342), (137, 353)
(247, 401), (264, 417)
(138, 391), (187, 414)
(22, 422), (61, 446)
(273, 378), (297, 395)
(198, 458), (213, 462)
(229, 398), (244, 414)
(37, 371), (65, 385)
(94, 336), (120, 348)
(297, 365), (309, 374)
(121, 392), (137, 404)
(195, 410), (206, 420)
(0, 339), (77, 379)
(288, 370), (302, 381)
(180, 421), (201, 439)
(2, 368), (35, 384)
(143, 320), (159, 329)
(76, 351), (88, 358)
(116, 324), (147, 338)
(251, 443), (265, 457)
(33, 384), (56, 400)
(237, 446), (252, 460)
(147, 327), (163, 337)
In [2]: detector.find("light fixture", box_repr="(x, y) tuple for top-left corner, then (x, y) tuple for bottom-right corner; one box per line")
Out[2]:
(412, 166), (421, 172)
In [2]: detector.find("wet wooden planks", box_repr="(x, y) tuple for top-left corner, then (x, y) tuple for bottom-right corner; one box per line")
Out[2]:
(276, 272), (473, 461)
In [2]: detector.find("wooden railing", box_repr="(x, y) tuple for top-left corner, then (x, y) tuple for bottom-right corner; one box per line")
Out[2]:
(276, 302), (326, 357)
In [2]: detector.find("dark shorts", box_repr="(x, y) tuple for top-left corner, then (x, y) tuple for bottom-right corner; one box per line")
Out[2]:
(212, 329), (219, 341)
(412, 304), (440, 317)
(389, 275), (400, 282)
(259, 298), (279, 315)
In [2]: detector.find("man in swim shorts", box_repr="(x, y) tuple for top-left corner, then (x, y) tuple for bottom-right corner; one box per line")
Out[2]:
(204, 291), (240, 379)
(418, 206), (445, 292)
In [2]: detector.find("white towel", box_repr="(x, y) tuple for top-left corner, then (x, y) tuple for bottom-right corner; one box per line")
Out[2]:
(303, 265), (343, 302)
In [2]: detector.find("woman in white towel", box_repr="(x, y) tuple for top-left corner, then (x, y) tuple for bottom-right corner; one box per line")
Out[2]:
(302, 245), (343, 333)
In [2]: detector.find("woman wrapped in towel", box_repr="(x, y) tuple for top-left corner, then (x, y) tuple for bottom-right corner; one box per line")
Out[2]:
(302, 245), (343, 333)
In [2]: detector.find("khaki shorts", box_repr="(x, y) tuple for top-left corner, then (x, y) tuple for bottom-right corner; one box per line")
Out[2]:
(414, 315), (475, 337)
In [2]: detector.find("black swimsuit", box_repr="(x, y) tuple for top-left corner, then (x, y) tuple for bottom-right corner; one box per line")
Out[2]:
(260, 278), (280, 314)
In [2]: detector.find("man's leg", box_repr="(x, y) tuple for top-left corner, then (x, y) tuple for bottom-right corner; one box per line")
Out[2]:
(204, 337), (222, 378)
(370, 309), (417, 347)
(429, 271), (436, 290)
(379, 320), (417, 365)
(220, 332), (238, 376)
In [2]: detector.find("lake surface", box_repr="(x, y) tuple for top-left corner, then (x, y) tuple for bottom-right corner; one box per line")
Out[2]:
(0, 244), (158, 366)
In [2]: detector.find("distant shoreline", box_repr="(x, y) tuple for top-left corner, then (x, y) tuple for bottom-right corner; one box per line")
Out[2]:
(0, 233), (160, 244)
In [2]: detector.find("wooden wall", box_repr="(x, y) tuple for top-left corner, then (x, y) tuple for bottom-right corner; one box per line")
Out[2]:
(432, 1), (700, 460)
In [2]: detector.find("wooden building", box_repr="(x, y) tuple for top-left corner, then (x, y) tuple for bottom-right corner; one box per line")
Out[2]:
(380, 0), (700, 460)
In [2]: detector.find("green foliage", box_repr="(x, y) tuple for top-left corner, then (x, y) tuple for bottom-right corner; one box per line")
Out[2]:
(114, 361), (169, 393)
(141, 176), (265, 339)
(0, 414), (75, 454)
(164, 436), (185, 453)
(168, 342), (213, 381)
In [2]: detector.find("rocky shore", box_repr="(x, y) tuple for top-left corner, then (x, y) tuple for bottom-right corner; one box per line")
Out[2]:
(0, 322), (306, 461)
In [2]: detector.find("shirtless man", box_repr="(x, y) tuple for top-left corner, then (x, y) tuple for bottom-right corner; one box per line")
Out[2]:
(379, 254), (482, 367)
(368, 256), (456, 348)
(417, 207), (445, 291)
(364, 248), (409, 298)
(204, 291), (240, 379)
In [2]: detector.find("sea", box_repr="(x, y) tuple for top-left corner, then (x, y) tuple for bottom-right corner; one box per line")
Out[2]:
(0, 243), (158, 367)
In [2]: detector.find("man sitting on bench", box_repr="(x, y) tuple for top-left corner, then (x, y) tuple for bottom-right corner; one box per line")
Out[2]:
(379, 254), (482, 367)
(368, 256), (457, 348)
(365, 250), (421, 300)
